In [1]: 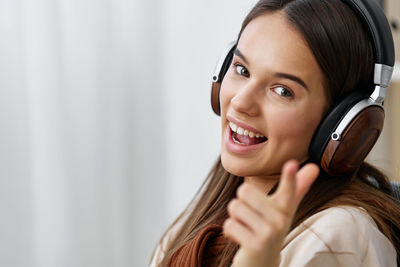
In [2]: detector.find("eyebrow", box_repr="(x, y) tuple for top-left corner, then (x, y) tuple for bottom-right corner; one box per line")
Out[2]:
(275, 72), (309, 91)
(233, 48), (250, 65)
(233, 48), (309, 91)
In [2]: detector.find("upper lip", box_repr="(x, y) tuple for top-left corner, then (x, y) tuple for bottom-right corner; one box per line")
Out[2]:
(226, 114), (265, 136)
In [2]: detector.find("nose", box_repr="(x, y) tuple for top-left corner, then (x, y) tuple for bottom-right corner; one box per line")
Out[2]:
(230, 81), (261, 116)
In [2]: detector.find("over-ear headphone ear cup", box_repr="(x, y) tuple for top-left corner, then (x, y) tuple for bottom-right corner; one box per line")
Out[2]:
(211, 82), (221, 115)
(309, 91), (368, 164)
(321, 105), (384, 175)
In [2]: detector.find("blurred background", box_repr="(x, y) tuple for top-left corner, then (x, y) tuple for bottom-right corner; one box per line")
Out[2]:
(0, 0), (398, 266)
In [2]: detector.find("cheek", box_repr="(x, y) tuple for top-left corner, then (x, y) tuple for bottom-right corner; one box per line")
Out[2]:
(267, 107), (322, 144)
(266, 111), (319, 163)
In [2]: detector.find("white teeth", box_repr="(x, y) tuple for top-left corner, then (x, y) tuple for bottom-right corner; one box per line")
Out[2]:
(229, 122), (265, 138)
(229, 122), (237, 132)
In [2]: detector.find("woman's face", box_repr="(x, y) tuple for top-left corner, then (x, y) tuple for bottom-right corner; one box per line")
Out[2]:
(220, 12), (327, 178)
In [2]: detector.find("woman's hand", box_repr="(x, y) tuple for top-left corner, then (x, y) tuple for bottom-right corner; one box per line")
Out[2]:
(223, 160), (319, 267)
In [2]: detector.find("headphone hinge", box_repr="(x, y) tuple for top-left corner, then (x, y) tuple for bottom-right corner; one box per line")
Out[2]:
(374, 63), (393, 87)
(369, 85), (386, 104)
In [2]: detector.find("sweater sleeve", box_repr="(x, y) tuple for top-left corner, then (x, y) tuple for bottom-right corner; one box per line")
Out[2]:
(279, 206), (397, 267)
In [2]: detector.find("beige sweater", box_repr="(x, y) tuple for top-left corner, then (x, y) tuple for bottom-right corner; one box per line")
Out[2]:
(151, 206), (397, 266)
(280, 206), (396, 266)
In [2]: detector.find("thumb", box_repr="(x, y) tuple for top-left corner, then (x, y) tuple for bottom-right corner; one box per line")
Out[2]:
(294, 163), (320, 206)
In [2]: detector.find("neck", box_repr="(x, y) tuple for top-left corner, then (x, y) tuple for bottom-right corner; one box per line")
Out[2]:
(244, 175), (280, 194)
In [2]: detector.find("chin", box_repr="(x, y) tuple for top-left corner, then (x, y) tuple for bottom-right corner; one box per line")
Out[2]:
(221, 152), (271, 177)
(221, 153), (243, 176)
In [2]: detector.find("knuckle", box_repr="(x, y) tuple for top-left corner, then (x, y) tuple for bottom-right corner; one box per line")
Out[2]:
(223, 218), (234, 233)
(259, 225), (274, 240)
(227, 199), (239, 214)
(273, 215), (288, 232)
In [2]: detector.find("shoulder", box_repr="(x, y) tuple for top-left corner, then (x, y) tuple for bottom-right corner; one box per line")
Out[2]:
(149, 220), (183, 267)
(280, 206), (397, 267)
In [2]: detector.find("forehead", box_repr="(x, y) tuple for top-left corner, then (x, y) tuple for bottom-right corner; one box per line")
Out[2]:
(237, 12), (324, 90)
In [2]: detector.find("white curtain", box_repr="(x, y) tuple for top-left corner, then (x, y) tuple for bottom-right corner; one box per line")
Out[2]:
(0, 0), (166, 266)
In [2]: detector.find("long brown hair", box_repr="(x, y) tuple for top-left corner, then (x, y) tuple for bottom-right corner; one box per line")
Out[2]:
(153, 0), (400, 266)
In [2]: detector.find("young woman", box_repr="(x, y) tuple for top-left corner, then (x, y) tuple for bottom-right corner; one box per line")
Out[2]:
(151, 0), (400, 266)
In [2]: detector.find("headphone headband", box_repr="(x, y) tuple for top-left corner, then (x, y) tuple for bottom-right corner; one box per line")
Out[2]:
(343, 0), (394, 95)
(342, 0), (394, 66)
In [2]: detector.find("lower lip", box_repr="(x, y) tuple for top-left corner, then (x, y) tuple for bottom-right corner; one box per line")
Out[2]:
(224, 126), (267, 154)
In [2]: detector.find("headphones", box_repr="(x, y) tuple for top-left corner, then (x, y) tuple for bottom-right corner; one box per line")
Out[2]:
(210, 0), (395, 176)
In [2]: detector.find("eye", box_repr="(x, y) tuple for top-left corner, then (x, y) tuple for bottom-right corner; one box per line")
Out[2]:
(272, 86), (293, 98)
(233, 63), (250, 77)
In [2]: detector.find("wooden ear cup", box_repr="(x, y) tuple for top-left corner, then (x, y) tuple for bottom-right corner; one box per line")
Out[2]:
(211, 81), (221, 115)
(321, 105), (384, 176)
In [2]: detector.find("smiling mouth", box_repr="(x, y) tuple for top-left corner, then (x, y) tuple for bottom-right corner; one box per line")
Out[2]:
(229, 122), (268, 146)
